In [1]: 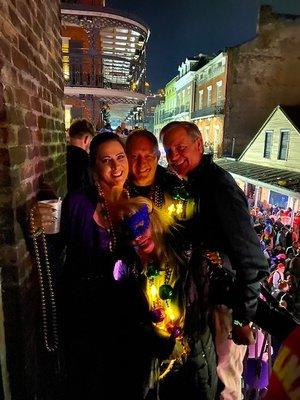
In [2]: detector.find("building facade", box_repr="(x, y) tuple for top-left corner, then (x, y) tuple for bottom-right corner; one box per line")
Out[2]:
(192, 52), (227, 157)
(154, 6), (300, 159)
(61, 0), (150, 130)
(217, 105), (300, 214)
(223, 6), (300, 157)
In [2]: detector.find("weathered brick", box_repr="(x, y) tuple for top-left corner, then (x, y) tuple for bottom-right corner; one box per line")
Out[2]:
(7, 106), (24, 126)
(37, 115), (46, 129)
(0, 127), (16, 145)
(30, 97), (41, 112)
(4, 85), (14, 105)
(18, 127), (31, 145)
(14, 88), (30, 108)
(11, 48), (28, 72)
(0, 148), (10, 167)
(34, 160), (44, 174)
(0, 36), (11, 60)
(0, 166), (11, 187)
(1, 20), (18, 46)
(24, 112), (37, 128)
(9, 146), (26, 165)
(42, 103), (50, 116)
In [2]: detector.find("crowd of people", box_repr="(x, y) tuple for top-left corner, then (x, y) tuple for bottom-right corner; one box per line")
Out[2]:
(32, 119), (300, 400)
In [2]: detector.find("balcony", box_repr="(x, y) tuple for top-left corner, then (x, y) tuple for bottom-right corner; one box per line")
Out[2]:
(196, 65), (225, 84)
(64, 54), (145, 93)
(191, 102), (224, 119)
(175, 104), (190, 115)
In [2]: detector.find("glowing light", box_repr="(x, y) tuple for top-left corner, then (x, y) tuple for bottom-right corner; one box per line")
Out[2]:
(168, 204), (175, 215)
(150, 284), (158, 299)
(176, 203), (183, 215)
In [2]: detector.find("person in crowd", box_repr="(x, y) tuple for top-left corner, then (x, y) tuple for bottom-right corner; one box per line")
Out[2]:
(160, 121), (269, 400)
(115, 121), (129, 137)
(288, 255), (300, 321)
(293, 211), (300, 242)
(286, 241), (300, 260)
(37, 132), (176, 400)
(273, 217), (284, 233)
(98, 122), (113, 134)
(114, 195), (218, 400)
(66, 119), (94, 193)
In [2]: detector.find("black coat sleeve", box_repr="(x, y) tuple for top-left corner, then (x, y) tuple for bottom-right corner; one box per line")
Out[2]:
(212, 170), (269, 321)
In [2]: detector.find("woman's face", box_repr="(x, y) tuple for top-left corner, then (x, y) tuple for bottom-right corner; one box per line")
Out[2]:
(96, 140), (129, 189)
(132, 226), (155, 256)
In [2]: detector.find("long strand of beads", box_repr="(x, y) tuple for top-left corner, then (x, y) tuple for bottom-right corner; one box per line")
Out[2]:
(96, 183), (117, 253)
(29, 208), (58, 353)
(126, 182), (164, 209)
(150, 184), (164, 209)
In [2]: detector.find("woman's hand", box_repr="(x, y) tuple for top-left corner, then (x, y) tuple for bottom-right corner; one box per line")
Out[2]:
(31, 203), (57, 233)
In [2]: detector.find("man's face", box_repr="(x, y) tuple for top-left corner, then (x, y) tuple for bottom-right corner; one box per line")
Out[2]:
(127, 136), (159, 186)
(162, 127), (203, 178)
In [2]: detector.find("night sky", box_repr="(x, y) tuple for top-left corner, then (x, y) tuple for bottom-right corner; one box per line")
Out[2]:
(108, 0), (300, 91)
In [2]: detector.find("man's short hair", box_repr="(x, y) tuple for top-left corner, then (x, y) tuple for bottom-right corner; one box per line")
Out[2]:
(159, 121), (202, 142)
(69, 119), (95, 139)
(126, 129), (159, 154)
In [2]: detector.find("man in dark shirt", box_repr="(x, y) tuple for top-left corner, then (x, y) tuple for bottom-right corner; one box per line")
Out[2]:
(67, 119), (94, 193)
(160, 121), (269, 399)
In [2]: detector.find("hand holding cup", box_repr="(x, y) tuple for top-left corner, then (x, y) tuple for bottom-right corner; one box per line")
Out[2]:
(36, 199), (62, 234)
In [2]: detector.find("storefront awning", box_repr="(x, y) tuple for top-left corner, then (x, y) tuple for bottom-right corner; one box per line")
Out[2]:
(215, 159), (300, 198)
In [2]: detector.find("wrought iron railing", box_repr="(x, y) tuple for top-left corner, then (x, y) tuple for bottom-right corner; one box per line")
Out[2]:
(191, 102), (224, 119)
(63, 54), (145, 93)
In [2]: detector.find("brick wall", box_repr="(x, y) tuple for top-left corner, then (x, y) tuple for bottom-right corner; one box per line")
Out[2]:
(224, 6), (300, 157)
(0, 1), (65, 399)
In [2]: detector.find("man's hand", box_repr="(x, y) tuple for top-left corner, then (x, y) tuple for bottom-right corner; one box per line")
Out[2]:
(232, 323), (255, 345)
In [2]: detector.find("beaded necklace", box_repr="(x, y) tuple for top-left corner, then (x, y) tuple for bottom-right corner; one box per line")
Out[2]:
(146, 260), (182, 338)
(126, 183), (164, 209)
(96, 183), (117, 253)
(29, 207), (59, 353)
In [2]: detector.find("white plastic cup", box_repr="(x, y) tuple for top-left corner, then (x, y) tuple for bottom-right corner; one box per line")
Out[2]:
(37, 199), (62, 234)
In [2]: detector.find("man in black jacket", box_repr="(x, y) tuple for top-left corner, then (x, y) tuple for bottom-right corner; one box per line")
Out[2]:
(67, 119), (94, 193)
(160, 121), (269, 399)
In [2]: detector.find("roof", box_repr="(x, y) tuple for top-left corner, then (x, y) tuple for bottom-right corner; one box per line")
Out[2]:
(215, 158), (300, 194)
(239, 105), (300, 160)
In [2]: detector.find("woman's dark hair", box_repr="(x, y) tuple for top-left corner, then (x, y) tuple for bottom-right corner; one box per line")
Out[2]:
(89, 132), (125, 170)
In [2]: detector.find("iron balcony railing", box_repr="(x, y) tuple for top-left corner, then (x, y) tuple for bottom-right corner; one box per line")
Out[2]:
(196, 65), (225, 84)
(191, 102), (225, 119)
(175, 104), (190, 115)
(63, 54), (145, 93)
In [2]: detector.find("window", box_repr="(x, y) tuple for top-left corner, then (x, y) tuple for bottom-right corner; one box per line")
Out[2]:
(278, 130), (290, 160)
(216, 81), (223, 106)
(207, 86), (212, 107)
(199, 90), (203, 109)
(263, 130), (273, 158)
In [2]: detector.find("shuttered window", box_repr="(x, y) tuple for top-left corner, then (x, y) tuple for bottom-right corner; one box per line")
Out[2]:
(263, 130), (273, 158)
(278, 130), (290, 160)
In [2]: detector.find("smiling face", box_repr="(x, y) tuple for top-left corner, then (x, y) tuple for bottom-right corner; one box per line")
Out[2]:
(96, 140), (129, 191)
(162, 127), (203, 178)
(127, 136), (159, 186)
(132, 226), (155, 256)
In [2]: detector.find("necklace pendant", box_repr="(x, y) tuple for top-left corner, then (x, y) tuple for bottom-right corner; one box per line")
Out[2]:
(150, 307), (165, 323)
(166, 322), (182, 338)
(147, 264), (159, 277)
(159, 284), (174, 300)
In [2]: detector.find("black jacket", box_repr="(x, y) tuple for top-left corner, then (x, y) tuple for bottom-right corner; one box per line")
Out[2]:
(187, 155), (269, 322)
(66, 145), (92, 193)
